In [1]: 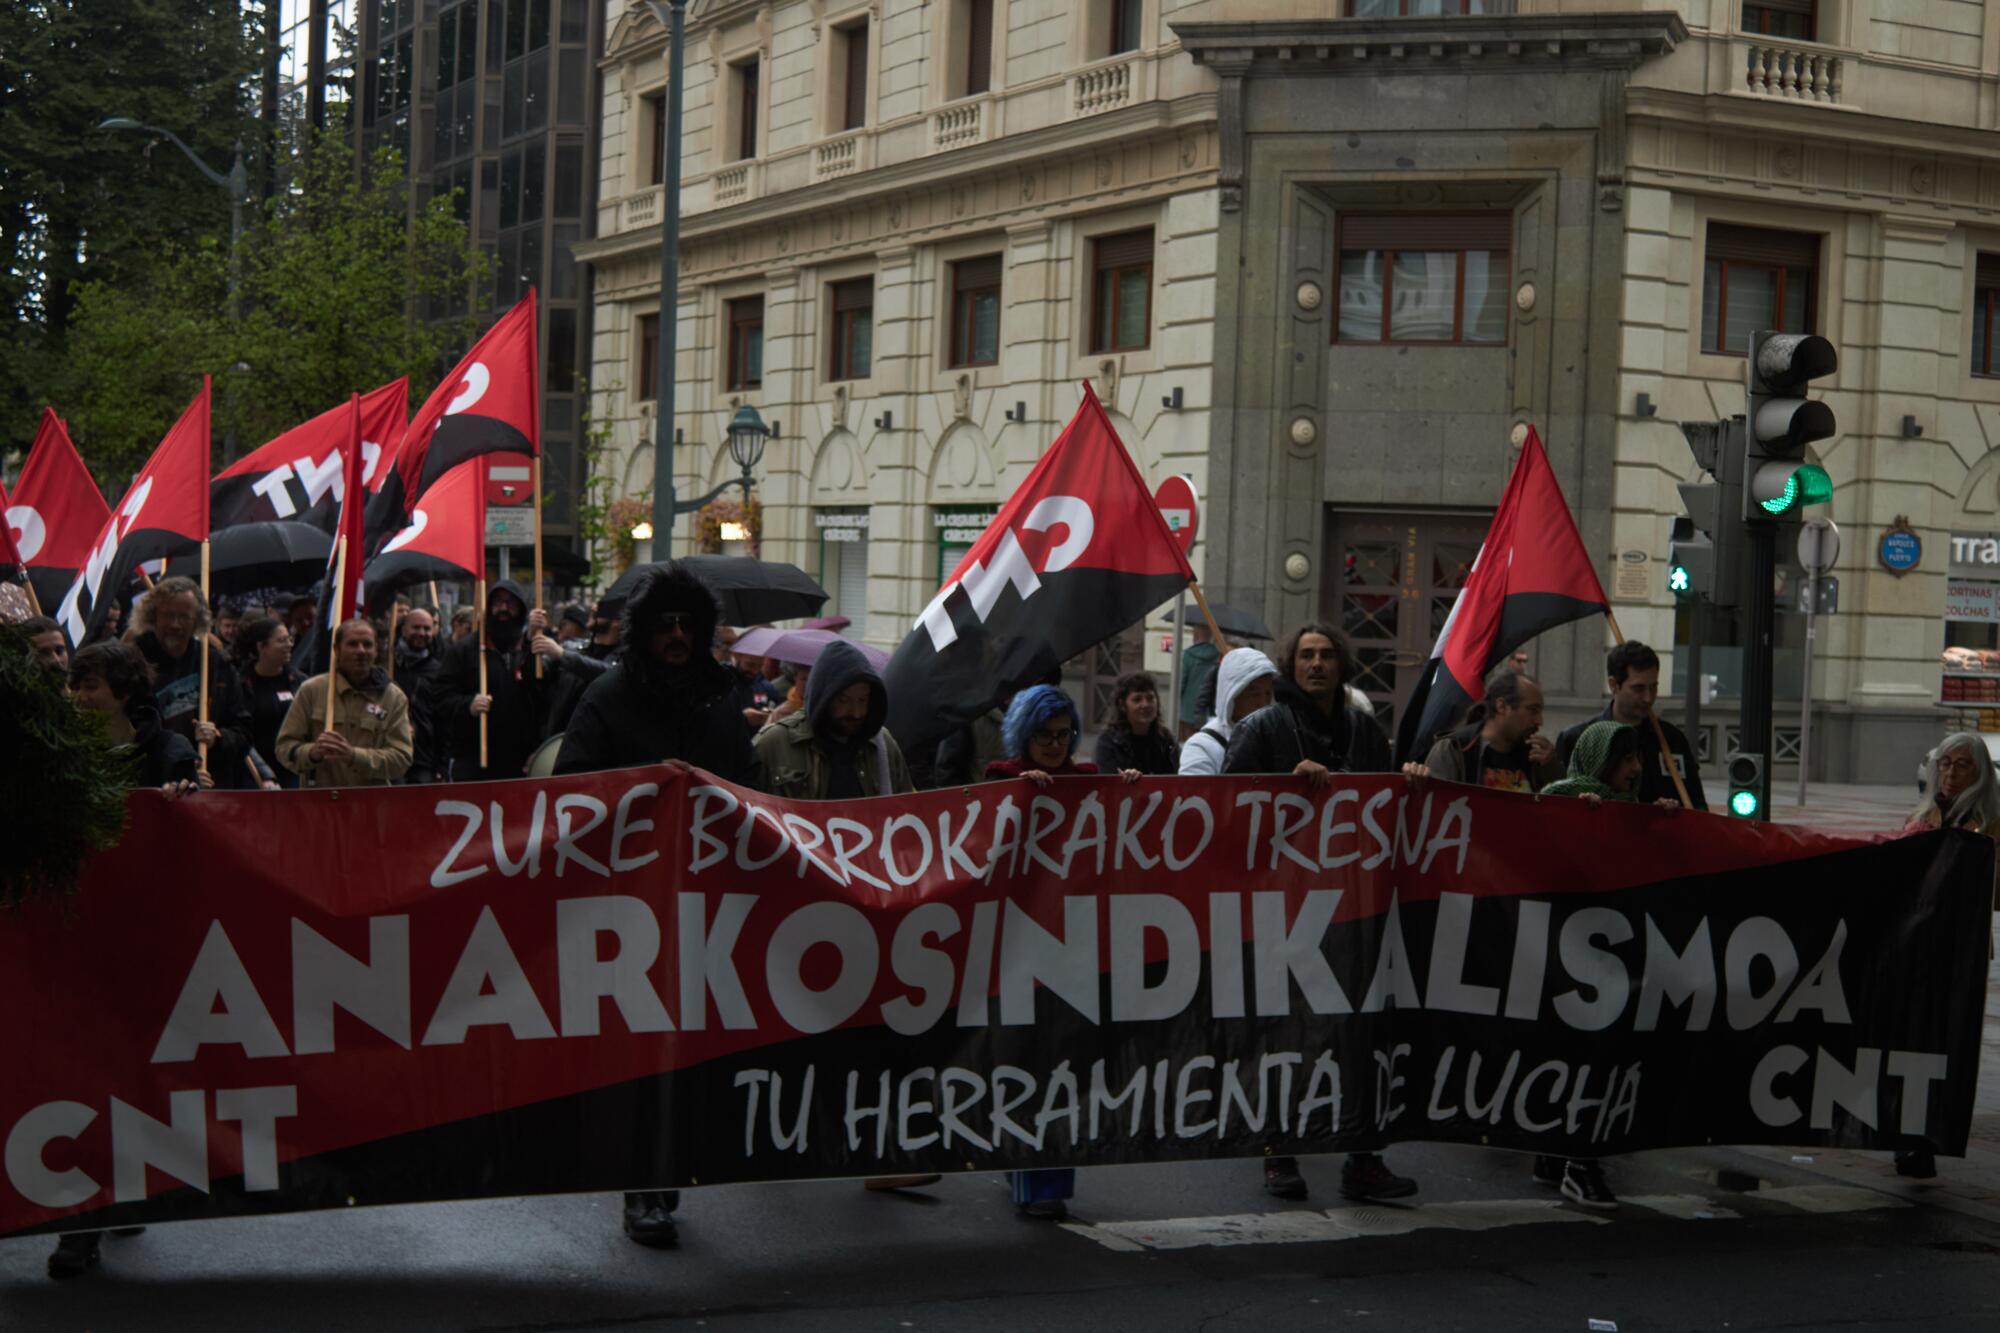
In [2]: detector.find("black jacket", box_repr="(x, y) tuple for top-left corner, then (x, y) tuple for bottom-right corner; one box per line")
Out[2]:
(243, 665), (303, 789)
(544, 641), (619, 741)
(125, 704), (199, 788)
(425, 579), (549, 782)
(134, 632), (254, 788)
(393, 642), (447, 782)
(553, 562), (761, 787)
(1223, 677), (1394, 776)
(1556, 706), (1708, 810)
(1093, 722), (1180, 776)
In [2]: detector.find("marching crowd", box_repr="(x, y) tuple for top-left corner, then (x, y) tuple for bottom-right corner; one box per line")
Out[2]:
(7, 557), (1990, 1281)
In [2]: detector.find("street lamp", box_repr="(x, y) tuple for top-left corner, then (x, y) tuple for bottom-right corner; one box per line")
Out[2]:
(727, 405), (770, 504)
(99, 117), (250, 464)
(643, 1), (690, 557)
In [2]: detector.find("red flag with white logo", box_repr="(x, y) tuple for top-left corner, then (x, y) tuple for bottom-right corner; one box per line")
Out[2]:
(6, 408), (113, 612)
(393, 292), (539, 512)
(882, 381), (1195, 762)
(363, 456), (488, 601)
(55, 382), (212, 645)
(210, 379), (408, 531)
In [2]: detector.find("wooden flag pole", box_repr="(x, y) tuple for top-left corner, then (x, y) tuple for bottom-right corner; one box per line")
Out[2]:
(1185, 580), (1233, 653)
(19, 575), (41, 618)
(324, 536), (350, 734)
(386, 602), (402, 683)
(477, 576), (490, 769)
(196, 540), (212, 776)
(428, 579), (441, 612)
(1602, 609), (1694, 809)
(532, 453), (546, 679)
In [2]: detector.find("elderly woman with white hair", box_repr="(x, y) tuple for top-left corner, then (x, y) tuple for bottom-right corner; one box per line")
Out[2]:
(1896, 731), (1999, 1181)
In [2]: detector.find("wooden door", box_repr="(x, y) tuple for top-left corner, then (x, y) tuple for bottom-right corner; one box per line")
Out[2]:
(1322, 511), (1489, 730)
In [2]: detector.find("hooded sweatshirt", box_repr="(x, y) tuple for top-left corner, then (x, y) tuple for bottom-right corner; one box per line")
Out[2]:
(1180, 648), (1282, 776)
(1540, 720), (1638, 800)
(754, 640), (911, 799)
(425, 579), (547, 780)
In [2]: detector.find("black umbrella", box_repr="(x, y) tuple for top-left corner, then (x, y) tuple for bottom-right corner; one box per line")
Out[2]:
(601, 556), (828, 625)
(164, 522), (331, 594)
(1207, 601), (1274, 642)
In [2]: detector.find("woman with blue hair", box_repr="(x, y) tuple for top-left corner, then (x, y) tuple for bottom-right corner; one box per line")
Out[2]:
(983, 684), (1139, 1218)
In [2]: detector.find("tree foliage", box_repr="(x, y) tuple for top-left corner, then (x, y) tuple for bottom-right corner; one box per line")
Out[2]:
(54, 136), (490, 483)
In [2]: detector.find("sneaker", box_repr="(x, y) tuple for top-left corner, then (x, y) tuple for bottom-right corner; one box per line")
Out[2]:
(1531, 1155), (1564, 1187)
(621, 1190), (680, 1248)
(1894, 1148), (1937, 1179)
(1017, 1198), (1068, 1221)
(47, 1233), (100, 1281)
(1340, 1152), (1418, 1202)
(1264, 1156), (1309, 1201)
(1560, 1160), (1618, 1210)
(863, 1174), (942, 1191)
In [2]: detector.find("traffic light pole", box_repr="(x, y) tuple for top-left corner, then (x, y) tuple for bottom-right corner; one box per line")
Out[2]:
(1742, 521), (1778, 821)
(1683, 600), (1703, 750)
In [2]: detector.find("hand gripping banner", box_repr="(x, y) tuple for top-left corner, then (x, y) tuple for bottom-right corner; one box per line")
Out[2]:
(0, 769), (1988, 1238)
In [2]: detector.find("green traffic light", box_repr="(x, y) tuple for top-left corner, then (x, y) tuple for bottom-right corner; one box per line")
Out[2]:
(1668, 564), (1691, 594)
(1729, 788), (1760, 817)
(1757, 463), (1834, 516)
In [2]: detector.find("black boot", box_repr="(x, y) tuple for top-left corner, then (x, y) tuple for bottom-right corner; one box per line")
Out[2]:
(1895, 1148), (1937, 1179)
(1340, 1152), (1418, 1202)
(1263, 1156), (1309, 1200)
(622, 1190), (680, 1247)
(47, 1233), (100, 1281)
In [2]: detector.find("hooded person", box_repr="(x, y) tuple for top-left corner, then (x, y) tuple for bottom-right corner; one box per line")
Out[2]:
(1540, 720), (1643, 802)
(754, 640), (913, 799)
(1178, 647), (1280, 777)
(425, 579), (550, 782)
(551, 561), (760, 1249)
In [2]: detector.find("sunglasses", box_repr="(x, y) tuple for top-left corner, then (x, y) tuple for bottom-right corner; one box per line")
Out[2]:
(656, 612), (696, 633)
(1032, 728), (1075, 747)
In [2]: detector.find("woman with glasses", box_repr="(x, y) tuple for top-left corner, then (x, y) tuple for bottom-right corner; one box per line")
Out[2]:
(982, 684), (1139, 1219)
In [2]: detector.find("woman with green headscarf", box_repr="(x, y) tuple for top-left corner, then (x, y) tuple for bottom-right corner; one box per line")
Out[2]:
(1541, 719), (1645, 804)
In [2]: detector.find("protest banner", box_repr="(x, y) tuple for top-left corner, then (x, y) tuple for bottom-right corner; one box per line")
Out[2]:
(0, 769), (1986, 1238)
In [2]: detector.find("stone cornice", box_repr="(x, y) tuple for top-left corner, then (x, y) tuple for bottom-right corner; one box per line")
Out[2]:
(1627, 85), (2000, 167)
(1172, 12), (1688, 74)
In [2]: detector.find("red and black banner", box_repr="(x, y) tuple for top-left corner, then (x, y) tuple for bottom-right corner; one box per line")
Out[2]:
(362, 456), (487, 605)
(53, 381), (211, 647)
(210, 379), (408, 533)
(391, 292), (539, 513)
(883, 382), (1194, 763)
(0, 770), (1987, 1239)
(5, 407), (112, 613)
(1396, 426), (1612, 762)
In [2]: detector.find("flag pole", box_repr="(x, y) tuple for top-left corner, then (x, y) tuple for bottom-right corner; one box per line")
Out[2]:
(197, 539), (212, 777)
(532, 453), (545, 679)
(429, 579), (441, 612)
(477, 575), (489, 769)
(386, 602), (401, 683)
(1185, 580), (1232, 652)
(19, 575), (41, 618)
(1602, 609), (1694, 809)
(324, 535), (349, 734)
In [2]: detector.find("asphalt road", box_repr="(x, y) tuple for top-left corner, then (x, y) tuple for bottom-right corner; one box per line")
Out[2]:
(2, 1141), (1996, 1332)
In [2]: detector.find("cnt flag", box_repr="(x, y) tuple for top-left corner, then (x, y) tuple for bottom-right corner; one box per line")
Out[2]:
(882, 382), (1194, 766)
(389, 291), (539, 519)
(5, 408), (112, 614)
(363, 456), (488, 606)
(1394, 425), (1610, 764)
(55, 382), (212, 647)
(210, 378), (409, 531)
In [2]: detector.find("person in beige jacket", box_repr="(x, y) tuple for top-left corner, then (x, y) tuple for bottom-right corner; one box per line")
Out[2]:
(276, 618), (413, 787)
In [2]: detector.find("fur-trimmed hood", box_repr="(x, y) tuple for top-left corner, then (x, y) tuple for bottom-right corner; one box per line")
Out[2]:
(618, 561), (732, 694)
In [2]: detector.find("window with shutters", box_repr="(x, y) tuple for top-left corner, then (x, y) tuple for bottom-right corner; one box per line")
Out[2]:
(1700, 223), (1819, 356)
(964, 0), (994, 97)
(637, 314), (660, 402)
(836, 21), (869, 132)
(1334, 214), (1511, 346)
(727, 297), (764, 390)
(1090, 229), (1153, 354)
(1743, 0), (1815, 41)
(1975, 254), (2000, 379)
(819, 512), (872, 641)
(729, 58), (760, 162)
(643, 92), (666, 186)
(1109, 0), (1144, 54)
(830, 278), (874, 381)
(950, 255), (1002, 368)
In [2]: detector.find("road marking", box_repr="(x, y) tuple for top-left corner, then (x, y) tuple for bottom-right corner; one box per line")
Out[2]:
(1063, 1199), (1604, 1251)
(1062, 1187), (1906, 1252)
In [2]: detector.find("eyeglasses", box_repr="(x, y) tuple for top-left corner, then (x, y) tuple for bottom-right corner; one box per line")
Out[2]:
(656, 612), (695, 633)
(1031, 728), (1075, 747)
(1938, 756), (1979, 775)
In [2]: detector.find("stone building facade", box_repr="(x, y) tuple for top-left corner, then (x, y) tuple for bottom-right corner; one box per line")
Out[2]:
(584, 0), (2000, 779)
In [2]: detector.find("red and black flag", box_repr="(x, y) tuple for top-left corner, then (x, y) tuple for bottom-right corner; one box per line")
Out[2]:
(6, 408), (112, 613)
(54, 382), (212, 646)
(1395, 426), (1610, 763)
(363, 456), (487, 607)
(389, 291), (539, 518)
(210, 379), (408, 531)
(882, 382), (1194, 763)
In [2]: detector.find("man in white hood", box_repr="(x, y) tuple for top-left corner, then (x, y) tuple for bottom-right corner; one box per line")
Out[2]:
(1178, 646), (1280, 775)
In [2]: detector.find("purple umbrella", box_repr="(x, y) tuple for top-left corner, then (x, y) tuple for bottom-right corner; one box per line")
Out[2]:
(731, 627), (888, 671)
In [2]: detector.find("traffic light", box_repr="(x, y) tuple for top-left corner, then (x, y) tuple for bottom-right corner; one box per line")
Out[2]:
(1745, 331), (1837, 519)
(1673, 418), (1745, 606)
(1727, 753), (1766, 819)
